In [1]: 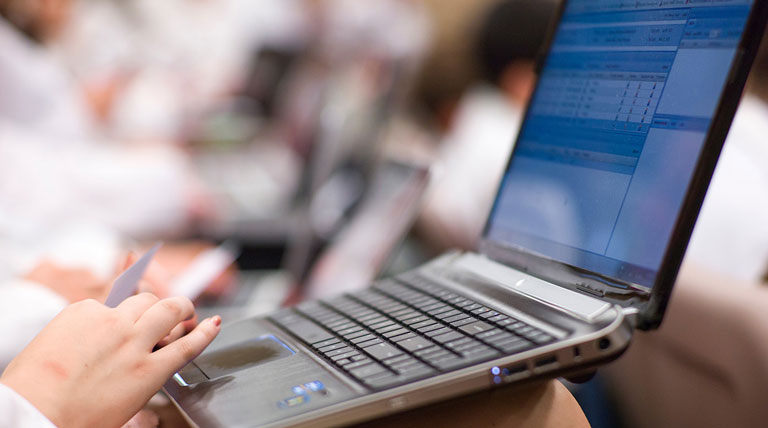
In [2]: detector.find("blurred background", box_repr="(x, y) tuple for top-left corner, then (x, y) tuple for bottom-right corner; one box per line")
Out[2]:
(2, 0), (768, 427)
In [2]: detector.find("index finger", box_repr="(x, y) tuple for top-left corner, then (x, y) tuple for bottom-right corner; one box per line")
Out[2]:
(150, 316), (222, 375)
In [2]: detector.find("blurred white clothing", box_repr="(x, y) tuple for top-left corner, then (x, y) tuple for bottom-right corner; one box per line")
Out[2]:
(0, 121), (193, 240)
(0, 280), (67, 371)
(685, 95), (768, 283)
(321, 0), (430, 62)
(0, 384), (56, 428)
(0, 17), (94, 140)
(422, 86), (522, 249)
(55, 0), (308, 141)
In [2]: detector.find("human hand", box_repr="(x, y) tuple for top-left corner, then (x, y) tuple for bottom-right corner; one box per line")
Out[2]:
(24, 260), (111, 303)
(142, 241), (237, 300)
(0, 294), (221, 428)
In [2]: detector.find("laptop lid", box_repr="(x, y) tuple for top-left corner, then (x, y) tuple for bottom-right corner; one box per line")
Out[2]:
(479, 0), (768, 330)
(303, 158), (431, 300)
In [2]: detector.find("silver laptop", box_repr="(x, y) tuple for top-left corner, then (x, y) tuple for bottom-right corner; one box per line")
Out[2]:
(165, 1), (768, 426)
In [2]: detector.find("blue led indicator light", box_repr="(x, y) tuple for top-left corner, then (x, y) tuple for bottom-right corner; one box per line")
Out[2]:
(305, 381), (325, 392)
(491, 366), (501, 376)
(493, 376), (502, 385)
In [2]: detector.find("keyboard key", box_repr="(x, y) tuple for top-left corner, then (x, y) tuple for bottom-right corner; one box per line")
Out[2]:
(449, 318), (475, 328)
(369, 320), (395, 330)
(337, 326), (363, 336)
(390, 332), (416, 342)
(398, 337), (434, 352)
(420, 349), (452, 361)
(364, 373), (402, 389)
(357, 338), (383, 349)
(445, 338), (475, 350)
(498, 340), (534, 354)
(383, 355), (413, 366)
(363, 343), (404, 360)
(417, 323), (443, 333)
(397, 364), (435, 380)
(425, 327), (453, 337)
(403, 316), (429, 326)
(313, 338), (341, 349)
(343, 329), (370, 340)
(529, 333), (554, 345)
(414, 346), (443, 357)
(281, 319), (334, 344)
(480, 331), (517, 345)
(324, 346), (353, 357)
(460, 347), (500, 363)
(375, 324), (402, 334)
(411, 320), (437, 330)
(330, 351), (360, 361)
(442, 314), (470, 323)
(459, 321), (494, 336)
(432, 356), (466, 371)
(427, 307), (455, 317)
(479, 311), (500, 319)
(350, 334), (377, 344)
(350, 363), (388, 379)
(516, 326), (536, 335)
(434, 310), (462, 320)
(476, 329), (506, 339)
(382, 328), (410, 338)
(487, 314), (509, 323)
(432, 331), (465, 344)
(344, 359), (375, 370)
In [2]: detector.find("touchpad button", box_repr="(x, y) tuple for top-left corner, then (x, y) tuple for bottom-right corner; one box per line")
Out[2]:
(196, 335), (295, 379)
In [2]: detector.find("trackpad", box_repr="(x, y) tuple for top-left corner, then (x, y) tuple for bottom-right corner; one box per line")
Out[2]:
(195, 335), (294, 379)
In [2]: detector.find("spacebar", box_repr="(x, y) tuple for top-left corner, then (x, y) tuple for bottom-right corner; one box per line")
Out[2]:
(281, 319), (335, 345)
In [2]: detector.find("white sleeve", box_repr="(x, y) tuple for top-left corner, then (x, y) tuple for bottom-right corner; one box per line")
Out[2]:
(0, 384), (57, 428)
(0, 280), (67, 372)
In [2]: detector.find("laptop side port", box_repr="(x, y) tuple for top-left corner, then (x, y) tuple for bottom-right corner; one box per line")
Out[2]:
(534, 355), (558, 369)
(490, 363), (528, 385)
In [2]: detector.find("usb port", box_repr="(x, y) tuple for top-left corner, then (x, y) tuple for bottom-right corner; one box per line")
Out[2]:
(534, 356), (557, 368)
(504, 364), (526, 375)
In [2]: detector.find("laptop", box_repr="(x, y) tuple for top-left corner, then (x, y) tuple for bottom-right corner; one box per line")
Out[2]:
(165, 1), (768, 426)
(198, 158), (431, 320)
(300, 158), (432, 301)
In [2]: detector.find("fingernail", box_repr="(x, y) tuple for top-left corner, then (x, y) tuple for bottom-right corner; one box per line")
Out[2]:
(212, 315), (222, 327)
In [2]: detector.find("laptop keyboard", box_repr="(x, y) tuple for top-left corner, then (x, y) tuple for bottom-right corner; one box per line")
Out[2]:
(270, 275), (556, 390)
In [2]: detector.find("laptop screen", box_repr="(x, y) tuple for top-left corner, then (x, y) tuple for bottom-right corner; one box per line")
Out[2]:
(485, 0), (754, 290)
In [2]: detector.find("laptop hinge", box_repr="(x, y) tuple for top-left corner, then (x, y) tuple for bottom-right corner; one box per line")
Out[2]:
(439, 253), (613, 323)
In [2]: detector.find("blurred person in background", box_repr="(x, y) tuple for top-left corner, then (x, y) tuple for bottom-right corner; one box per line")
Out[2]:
(418, 0), (559, 251)
(684, 27), (768, 284)
(0, 0), (204, 236)
(0, 0), (232, 374)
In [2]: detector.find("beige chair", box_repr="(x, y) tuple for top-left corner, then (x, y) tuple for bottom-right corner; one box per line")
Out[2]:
(603, 262), (768, 428)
